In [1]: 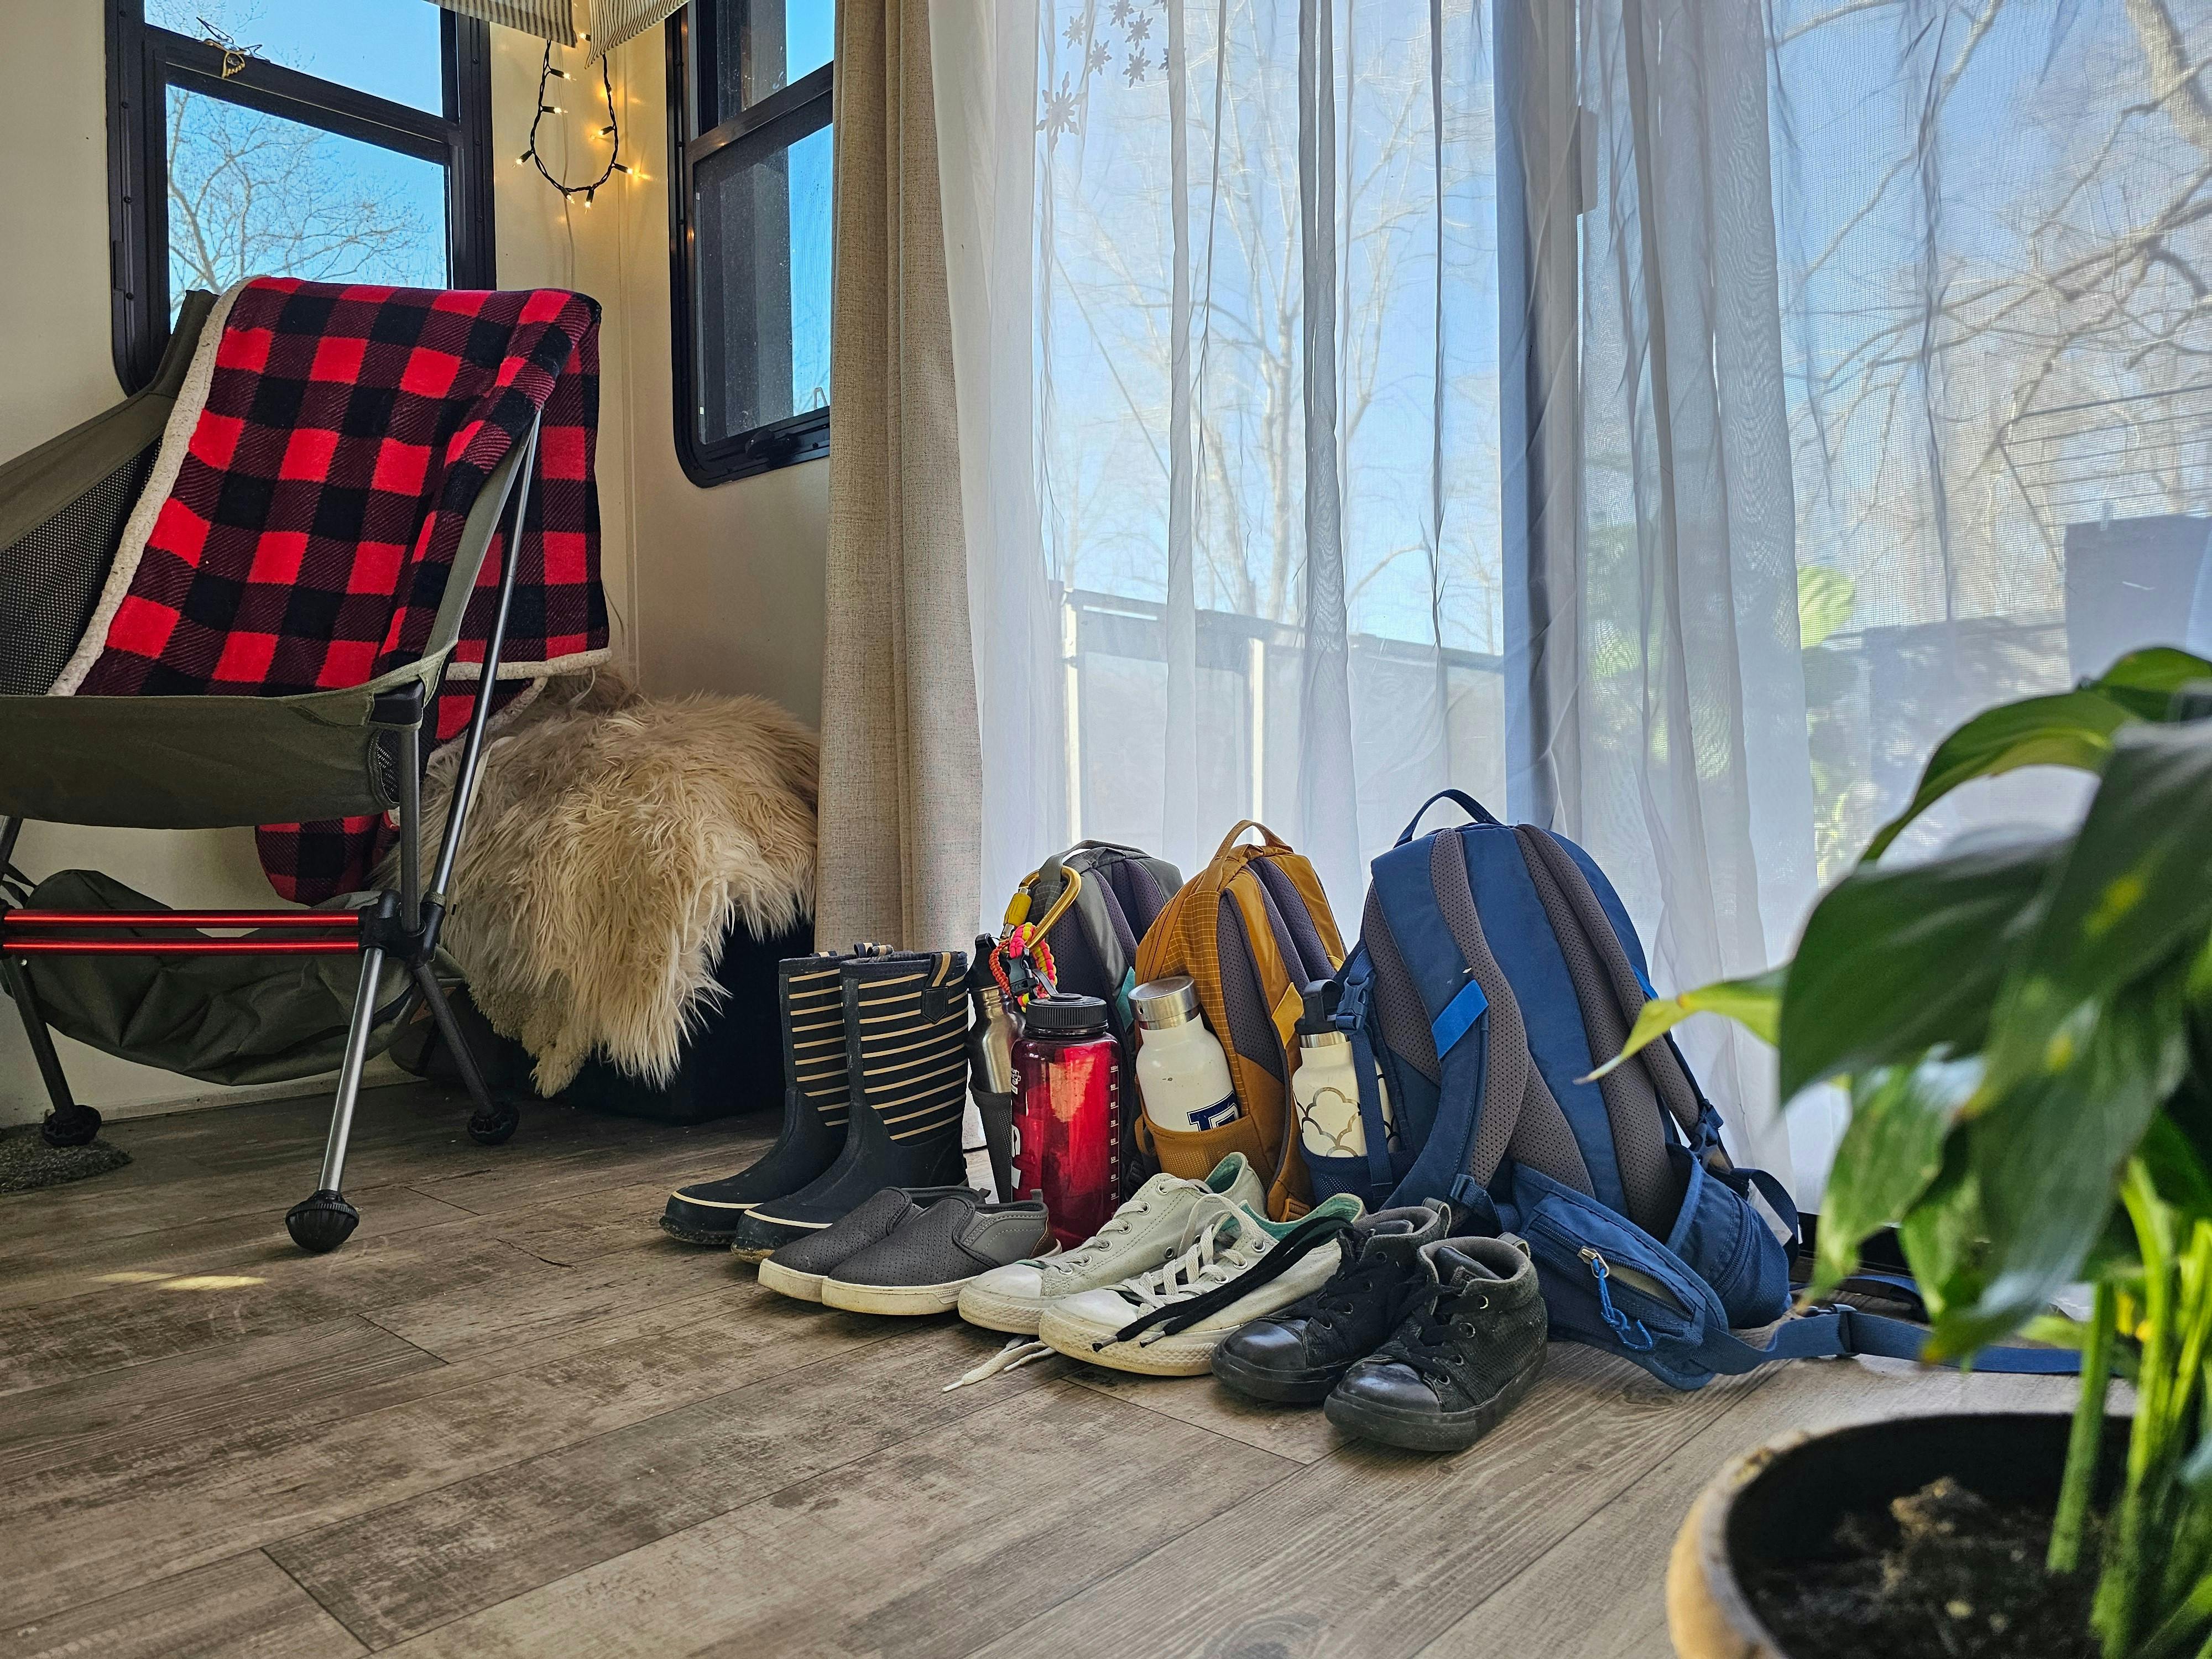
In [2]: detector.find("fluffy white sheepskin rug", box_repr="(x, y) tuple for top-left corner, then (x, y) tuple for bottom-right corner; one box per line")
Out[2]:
(388, 670), (817, 1094)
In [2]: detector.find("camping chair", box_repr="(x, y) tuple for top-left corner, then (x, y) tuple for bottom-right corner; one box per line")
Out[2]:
(0, 293), (529, 1253)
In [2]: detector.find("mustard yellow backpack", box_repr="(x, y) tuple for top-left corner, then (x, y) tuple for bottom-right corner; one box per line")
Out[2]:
(1131, 822), (1345, 1219)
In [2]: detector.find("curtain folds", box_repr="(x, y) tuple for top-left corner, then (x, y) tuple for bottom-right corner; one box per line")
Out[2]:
(933, 0), (2211, 1194)
(813, 0), (984, 951)
(426, 0), (577, 46)
(424, 0), (680, 59)
(944, 0), (1503, 919)
(1558, 0), (1820, 1177)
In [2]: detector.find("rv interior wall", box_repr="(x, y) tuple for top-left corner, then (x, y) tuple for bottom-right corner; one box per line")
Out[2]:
(0, 13), (828, 1125)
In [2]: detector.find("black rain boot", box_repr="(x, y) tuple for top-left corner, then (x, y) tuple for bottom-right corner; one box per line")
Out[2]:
(661, 953), (868, 1246)
(1323, 1235), (1548, 1453)
(731, 948), (971, 1259)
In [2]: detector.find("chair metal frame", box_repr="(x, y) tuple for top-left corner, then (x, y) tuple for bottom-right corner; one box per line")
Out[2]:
(0, 301), (544, 1253)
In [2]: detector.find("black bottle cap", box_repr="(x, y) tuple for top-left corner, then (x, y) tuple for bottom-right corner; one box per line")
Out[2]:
(1022, 992), (1109, 1036)
(1296, 978), (1341, 1037)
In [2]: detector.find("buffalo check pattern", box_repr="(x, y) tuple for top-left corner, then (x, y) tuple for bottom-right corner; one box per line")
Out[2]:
(72, 278), (608, 901)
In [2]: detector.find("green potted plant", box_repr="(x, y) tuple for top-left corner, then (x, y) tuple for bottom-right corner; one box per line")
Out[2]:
(1606, 648), (2212, 1659)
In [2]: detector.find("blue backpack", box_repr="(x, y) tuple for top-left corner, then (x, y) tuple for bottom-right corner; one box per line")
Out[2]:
(1309, 790), (2074, 1390)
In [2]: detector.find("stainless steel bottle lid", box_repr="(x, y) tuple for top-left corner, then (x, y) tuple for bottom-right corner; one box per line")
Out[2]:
(1298, 1028), (1350, 1050)
(1130, 974), (1201, 1029)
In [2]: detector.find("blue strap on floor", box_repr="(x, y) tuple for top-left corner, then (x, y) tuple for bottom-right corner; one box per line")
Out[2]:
(1715, 1305), (2081, 1375)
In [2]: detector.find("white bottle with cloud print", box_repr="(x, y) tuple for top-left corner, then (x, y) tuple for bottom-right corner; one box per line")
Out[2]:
(1292, 982), (1399, 1161)
(1131, 975), (1242, 1135)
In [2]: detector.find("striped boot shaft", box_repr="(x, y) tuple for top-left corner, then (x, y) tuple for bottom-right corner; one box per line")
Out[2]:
(734, 947), (973, 1246)
(845, 951), (968, 1147)
(660, 947), (888, 1248)
(783, 956), (852, 1131)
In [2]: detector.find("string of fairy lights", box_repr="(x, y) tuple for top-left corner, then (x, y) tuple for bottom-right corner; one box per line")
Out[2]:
(517, 40), (635, 209)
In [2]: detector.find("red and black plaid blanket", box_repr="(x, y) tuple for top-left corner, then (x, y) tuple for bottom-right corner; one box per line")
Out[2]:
(61, 277), (608, 901)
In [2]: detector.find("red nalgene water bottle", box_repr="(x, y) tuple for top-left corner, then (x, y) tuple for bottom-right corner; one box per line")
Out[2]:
(1011, 993), (1119, 1251)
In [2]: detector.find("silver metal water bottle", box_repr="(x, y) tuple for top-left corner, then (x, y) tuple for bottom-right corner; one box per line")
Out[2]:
(966, 936), (1023, 1200)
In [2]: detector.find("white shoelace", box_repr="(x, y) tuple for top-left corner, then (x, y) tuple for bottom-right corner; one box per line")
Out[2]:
(942, 1337), (1052, 1390)
(1112, 1213), (1268, 1315)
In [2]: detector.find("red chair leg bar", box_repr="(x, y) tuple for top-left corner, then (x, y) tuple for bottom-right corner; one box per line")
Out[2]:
(0, 909), (364, 956)
(4, 910), (363, 928)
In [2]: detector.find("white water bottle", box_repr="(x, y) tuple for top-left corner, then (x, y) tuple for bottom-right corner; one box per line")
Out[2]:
(1131, 975), (1241, 1134)
(1293, 984), (1398, 1161)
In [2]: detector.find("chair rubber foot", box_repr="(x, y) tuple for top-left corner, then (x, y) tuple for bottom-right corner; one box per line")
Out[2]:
(40, 1103), (102, 1149)
(467, 1099), (520, 1146)
(285, 1190), (360, 1253)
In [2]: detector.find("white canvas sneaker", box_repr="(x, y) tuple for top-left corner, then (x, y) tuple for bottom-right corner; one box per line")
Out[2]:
(956, 1153), (1270, 1335)
(1037, 1192), (1366, 1376)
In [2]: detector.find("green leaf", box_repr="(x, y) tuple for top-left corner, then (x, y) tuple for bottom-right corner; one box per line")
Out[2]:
(1984, 722), (2212, 1089)
(1808, 1057), (1979, 1300)
(1928, 973), (2192, 1361)
(1861, 688), (2136, 863)
(1580, 968), (1784, 1083)
(1777, 837), (2060, 1102)
(2090, 646), (2212, 722)
(2139, 1111), (2212, 1225)
(1898, 1138), (1987, 1328)
(1797, 565), (1856, 650)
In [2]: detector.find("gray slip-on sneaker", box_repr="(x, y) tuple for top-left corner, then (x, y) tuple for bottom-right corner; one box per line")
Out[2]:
(757, 1185), (973, 1302)
(820, 1192), (1055, 1316)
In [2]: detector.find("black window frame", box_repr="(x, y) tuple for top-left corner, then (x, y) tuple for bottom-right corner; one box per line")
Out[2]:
(106, 0), (496, 395)
(665, 4), (834, 487)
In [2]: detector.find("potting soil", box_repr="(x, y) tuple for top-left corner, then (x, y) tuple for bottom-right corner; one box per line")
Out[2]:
(1745, 1475), (2097, 1659)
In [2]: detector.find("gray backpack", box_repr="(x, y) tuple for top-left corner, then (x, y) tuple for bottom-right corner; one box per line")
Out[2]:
(1006, 841), (1182, 1199)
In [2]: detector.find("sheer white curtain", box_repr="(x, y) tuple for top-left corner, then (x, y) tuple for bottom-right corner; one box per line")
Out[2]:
(1766, 0), (2212, 870)
(937, 0), (1504, 919)
(934, 0), (2212, 1195)
(1521, 0), (1823, 1180)
(1551, 0), (2212, 1185)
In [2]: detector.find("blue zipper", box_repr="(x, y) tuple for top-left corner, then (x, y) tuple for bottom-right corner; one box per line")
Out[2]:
(1580, 1248), (1656, 1352)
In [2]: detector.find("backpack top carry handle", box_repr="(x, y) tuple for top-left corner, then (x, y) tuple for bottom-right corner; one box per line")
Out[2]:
(1394, 789), (1503, 844)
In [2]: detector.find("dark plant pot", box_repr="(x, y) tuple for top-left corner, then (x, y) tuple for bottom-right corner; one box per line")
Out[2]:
(1667, 1412), (2106, 1659)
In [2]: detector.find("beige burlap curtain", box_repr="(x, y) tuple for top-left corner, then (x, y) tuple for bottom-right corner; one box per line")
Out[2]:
(812, 0), (983, 951)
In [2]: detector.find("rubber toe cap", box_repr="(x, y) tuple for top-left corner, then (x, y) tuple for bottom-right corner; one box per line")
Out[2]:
(1215, 1317), (1311, 1370)
(1046, 1287), (1139, 1332)
(968, 1261), (1046, 1299)
(1332, 1359), (1442, 1413)
(661, 1193), (749, 1237)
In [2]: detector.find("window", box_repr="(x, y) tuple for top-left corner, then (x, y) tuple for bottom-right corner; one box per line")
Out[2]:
(107, 0), (495, 393)
(666, 0), (834, 484)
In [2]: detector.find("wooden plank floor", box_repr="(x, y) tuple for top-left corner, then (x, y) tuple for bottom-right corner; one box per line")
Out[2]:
(1, 1083), (2077, 1659)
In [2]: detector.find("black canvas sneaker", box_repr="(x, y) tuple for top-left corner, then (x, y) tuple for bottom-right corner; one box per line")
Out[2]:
(1209, 1201), (1453, 1404)
(1323, 1234), (1548, 1453)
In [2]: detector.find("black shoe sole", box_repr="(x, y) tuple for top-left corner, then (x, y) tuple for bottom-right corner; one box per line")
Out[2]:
(1209, 1345), (1348, 1406)
(729, 1214), (821, 1261)
(1322, 1346), (1546, 1453)
(660, 1217), (743, 1246)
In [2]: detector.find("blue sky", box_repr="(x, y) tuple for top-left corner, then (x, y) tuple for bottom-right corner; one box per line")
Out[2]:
(150, 0), (445, 109)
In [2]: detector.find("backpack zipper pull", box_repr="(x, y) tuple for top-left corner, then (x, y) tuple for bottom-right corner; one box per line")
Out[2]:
(1579, 1247), (1656, 1352)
